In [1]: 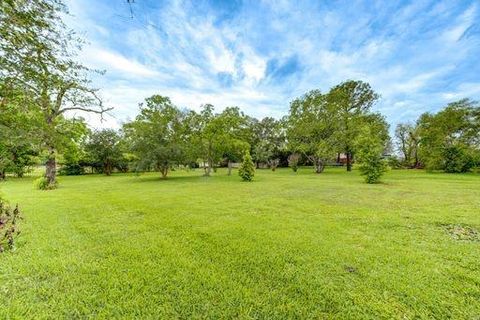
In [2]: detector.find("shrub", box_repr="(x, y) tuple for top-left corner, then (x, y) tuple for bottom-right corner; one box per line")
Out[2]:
(386, 155), (403, 169)
(238, 150), (255, 181)
(58, 164), (84, 176)
(34, 177), (57, 190)
(288, 153), (301, 172)
(442, 145), (474, 173)
(356, 131), (389, 184)
(267, 158), (280, 171)
(0, 200), (22, 252)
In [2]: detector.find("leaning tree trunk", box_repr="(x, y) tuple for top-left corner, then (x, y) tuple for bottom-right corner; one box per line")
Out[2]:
(227, 160), (232, 176)
(45, 145), (56, 186)
(315, 158), (325, 173)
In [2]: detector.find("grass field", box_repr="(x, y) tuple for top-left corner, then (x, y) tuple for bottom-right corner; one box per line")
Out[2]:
(0, 168), (479, 319)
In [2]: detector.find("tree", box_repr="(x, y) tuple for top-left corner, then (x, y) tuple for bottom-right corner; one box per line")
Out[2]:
(1, 0), (111, 188)
(190, 105), (249, 176)
(84, 129), (123, 176)
(327, 80), (380, 171)
(417, 99), (480, 172)
(287, 90), (335, 173)
(395, 123), (420, 168)
(124, 95), (186, 178)
(356, 128), (389, 183)
(238, 150), (255, 181)
(252, 117), (285, 170)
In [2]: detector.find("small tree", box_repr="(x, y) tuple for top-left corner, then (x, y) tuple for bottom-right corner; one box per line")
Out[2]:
(288, 153), (301, 172)
(267, 158), (280, 171)
(238, 150), (255, 181)
(356, 129), (389, 183)
(0, 200), (22, 252)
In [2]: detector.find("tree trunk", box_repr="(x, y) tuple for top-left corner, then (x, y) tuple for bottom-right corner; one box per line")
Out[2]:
(315, 159), (325, 173)
(346, 152), (352, 171)
(160, 166), (168, 178)
(205, 159), (212, 176)
(45, 145), (56, 186)
(227, 160), (232, 176)
(0, 170), (5, 180)
(104, 161), (112, 176)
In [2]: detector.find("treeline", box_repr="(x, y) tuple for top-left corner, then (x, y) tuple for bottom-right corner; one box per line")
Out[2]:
(48, 80), (390, 180)
(394, 99), (480, 173)
(1, 0), (479, 190)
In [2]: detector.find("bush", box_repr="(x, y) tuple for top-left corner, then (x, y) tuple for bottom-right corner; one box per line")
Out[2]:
(288, 153), (301, 172)
(58, 164), (85, 176)
(238, 150), (255, 181)
(34, 177), (57, 190)
(356, 131), (389, 184)
(442, 145), (474, 173)
(0, 200), (22, 252)
(386, 155), (403, 169)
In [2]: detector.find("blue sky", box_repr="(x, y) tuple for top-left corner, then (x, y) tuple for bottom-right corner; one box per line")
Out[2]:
(65, 0), (480, 129)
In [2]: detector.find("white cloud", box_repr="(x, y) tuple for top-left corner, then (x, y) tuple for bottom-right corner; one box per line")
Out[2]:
(82, 47), (159, 78)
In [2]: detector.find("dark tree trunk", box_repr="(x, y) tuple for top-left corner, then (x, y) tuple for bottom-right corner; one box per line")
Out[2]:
(0, 170), (5, 180)
(346, 152), (352, 171)
(227, 160), (232, 176)
(104, 161), (112, 176)
(45, 146), (56, 186)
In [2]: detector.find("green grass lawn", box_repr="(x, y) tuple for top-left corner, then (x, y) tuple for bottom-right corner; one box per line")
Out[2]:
(1, 168), (479, 319)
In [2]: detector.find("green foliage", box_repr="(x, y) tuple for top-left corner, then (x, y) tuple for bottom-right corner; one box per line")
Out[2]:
(124, 95), (187, 178)
(327, 80), (381, 171)
(395, 123), (420, 168)
(238, 150), (255, 181)
(417, 99), (479, 172)
(58, 164), (84, 176)
(84, 129), (124, 176)
(252, 117), (285, 168)
(0, 199), (22, 253)
(188, 105), (251, 176)
(287, 90), (335, 173)
(442, 144), (474, 173)
(33, 177), (57, 190)
(356, 129), (389, 183)
(1, 0), (110, 187)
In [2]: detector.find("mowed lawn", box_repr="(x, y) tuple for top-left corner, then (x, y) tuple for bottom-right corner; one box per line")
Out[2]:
(0, 168), (479, 319)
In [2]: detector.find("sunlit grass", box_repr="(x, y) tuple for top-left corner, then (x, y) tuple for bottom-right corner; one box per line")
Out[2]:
(1, 168), (479, 318)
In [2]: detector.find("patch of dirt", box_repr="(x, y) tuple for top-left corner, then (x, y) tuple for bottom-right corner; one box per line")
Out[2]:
(344, 265), (358, 274)
(443, 224), (480, 242)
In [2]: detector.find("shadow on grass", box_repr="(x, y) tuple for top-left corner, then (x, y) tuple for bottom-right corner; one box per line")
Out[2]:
(128, 173), (211, 184)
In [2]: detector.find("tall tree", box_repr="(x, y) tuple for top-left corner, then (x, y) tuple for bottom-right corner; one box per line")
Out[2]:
(1, 0), (111, 188)
(190, 105), (249, 176)
(417, 99), (479, 172)
(252, 117), (285, 170)
(124, 95), (186, 178)
(395, 123), (421, 168)
(287, 90), (336, 173)
(327, 80), (380, 171)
